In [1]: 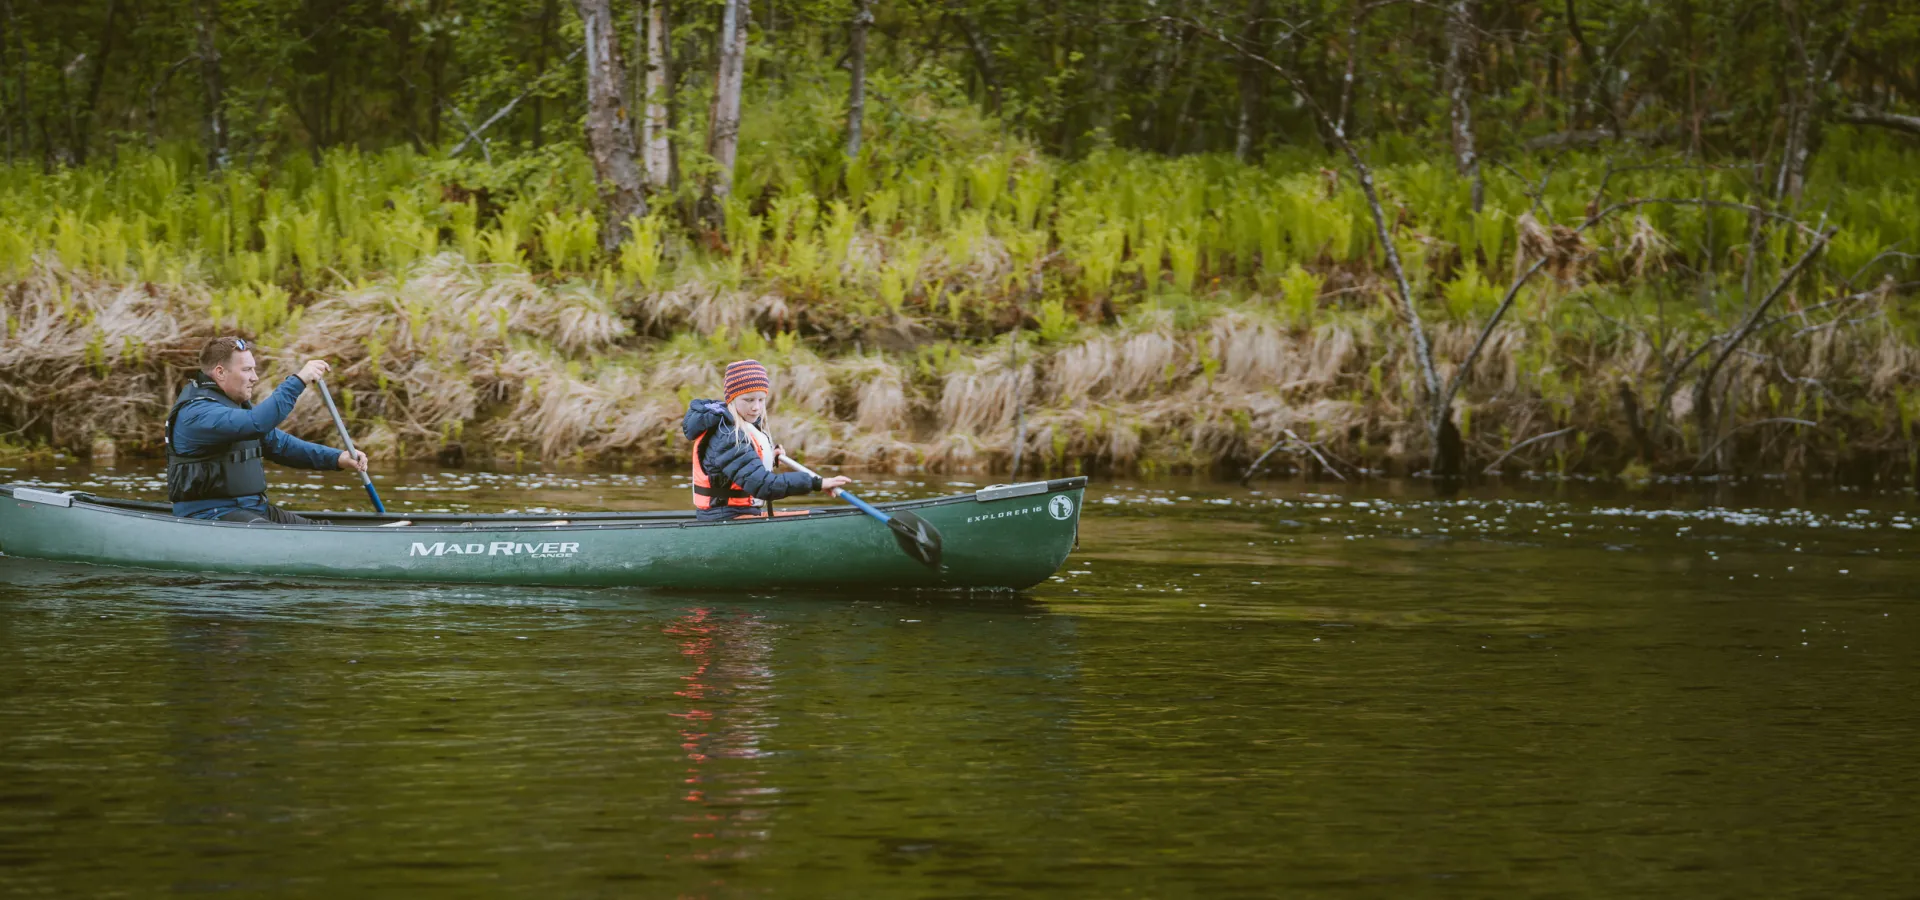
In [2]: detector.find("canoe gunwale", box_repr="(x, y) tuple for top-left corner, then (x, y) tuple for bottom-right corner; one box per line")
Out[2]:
(1, 477), (1089, 536)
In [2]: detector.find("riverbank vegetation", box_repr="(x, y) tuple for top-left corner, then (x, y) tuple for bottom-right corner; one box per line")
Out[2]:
(2, 1), (1918, 481)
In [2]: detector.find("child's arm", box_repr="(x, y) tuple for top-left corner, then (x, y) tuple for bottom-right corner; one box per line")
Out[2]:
(707, 437), (820, 500)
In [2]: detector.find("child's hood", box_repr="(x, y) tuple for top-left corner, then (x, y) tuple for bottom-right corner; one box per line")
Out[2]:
(682, 398), (730, 440)
(683, 398), (769, 440)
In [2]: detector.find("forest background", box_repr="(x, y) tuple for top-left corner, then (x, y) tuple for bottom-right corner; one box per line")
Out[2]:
(2, 0), (1918, 482)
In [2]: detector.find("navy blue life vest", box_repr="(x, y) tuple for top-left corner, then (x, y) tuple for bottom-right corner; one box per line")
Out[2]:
(165, 375), (268, 503)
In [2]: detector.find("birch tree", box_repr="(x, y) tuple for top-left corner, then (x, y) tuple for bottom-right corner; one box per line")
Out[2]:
(640, 0), (672, 191)
(701, 0), (748, 227)
(1233, 0), (1266, 162)
(1443, 0), (1480, 211)
(845, 0), (872, 159)
(196, 0), (226, 171)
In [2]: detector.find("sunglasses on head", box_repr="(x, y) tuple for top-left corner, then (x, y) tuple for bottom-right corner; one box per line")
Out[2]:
(232, 338), (249, 351)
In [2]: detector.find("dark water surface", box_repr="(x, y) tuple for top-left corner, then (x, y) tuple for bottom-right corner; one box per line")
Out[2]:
(2, 463), (1917, 897)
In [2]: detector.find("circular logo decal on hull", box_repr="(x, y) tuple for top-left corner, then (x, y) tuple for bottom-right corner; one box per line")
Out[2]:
(1049, 495), (1075, 520)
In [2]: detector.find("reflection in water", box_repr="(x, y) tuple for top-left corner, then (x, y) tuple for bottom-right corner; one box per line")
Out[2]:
(1, 465), (1917, 896)
(163, 614), (293, 880)
(665, 606), (778, 862)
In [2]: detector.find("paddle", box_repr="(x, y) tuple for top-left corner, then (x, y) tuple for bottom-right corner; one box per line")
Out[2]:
(315, 377), (386, 514)
(776, 453), (943, 569)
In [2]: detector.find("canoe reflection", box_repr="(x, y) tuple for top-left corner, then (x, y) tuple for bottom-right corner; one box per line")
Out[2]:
(664, 606), (778, 860)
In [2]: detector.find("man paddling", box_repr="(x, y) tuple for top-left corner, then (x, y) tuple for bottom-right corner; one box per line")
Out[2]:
(166, 337), (369, 524)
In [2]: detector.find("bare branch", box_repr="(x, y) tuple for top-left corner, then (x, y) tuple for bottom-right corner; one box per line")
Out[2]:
(1483, 427), (1576, 474)
(1583, 197), (1822, 237)
(1758, 280), (1919, 333)
(1691, 418), (1819, 471)
(1699, 224), (1836, 390)
(449, 47), (581, 157)
(1243, 429), (1353, 483)
(1837, 105), (1920, 137)
(446, 104), (491, 164)
(1440, 256), (1548, 418)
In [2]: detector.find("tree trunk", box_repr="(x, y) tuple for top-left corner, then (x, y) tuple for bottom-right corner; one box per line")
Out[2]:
(1091, 31), (1117, 142)
(1563, 0), (1619, 132)
(1775, 0), (1817, 202)
(1, 0), (13, 162)
(196, 0), (226, 172)
(392, 6), (420, 150)
(1774, 0), (1858, 203)
(73, 0), (121, 165)
(845, 0), (872, 158)
(1335, 0), (1361, 140)
(959, 16), (1001, 114)
(427, 0), (448, 146)
(532, 0), (556, 147)
(573, 0), (648, 250)
(640, 0), (672, 190)
(702, 0), (749, 227)
(58, 30), (76, 163)
(1234, 0), (1267, 161)
(1619, 380), (1651, 460)
(1146, 19), (1179, 150)
(1444, 0), (1482, 211)
(1776, 91), (1815, 203)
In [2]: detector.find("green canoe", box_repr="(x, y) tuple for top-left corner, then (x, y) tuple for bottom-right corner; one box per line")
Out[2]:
(0, 477), (1086, 591)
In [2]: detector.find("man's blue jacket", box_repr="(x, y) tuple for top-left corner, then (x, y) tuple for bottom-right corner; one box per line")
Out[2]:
(170, 375), (343, 519)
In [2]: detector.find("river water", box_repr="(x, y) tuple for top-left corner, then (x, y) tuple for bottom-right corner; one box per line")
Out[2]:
(1, 463), (1916, 897)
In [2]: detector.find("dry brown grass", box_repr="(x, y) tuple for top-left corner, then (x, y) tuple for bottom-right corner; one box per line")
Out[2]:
(280, 253), (629, 454)
(0, 263), (200, 448)
(4, 250), (1915, 478)
(1517, 212), (1592, 282)
(844, 355), (910, 434)
(939, 352), (1030, 437)
(634, 282), (792, 335)
(1621, 216), (1674, 279)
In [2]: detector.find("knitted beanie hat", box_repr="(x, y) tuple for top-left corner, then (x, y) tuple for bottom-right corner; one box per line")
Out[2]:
(723, 359), (772, 402)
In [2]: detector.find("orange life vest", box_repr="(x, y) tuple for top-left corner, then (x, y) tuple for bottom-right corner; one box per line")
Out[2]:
(690, 424), (774, 511)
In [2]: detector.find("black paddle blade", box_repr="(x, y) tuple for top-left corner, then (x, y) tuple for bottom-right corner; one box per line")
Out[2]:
(886, 509), (944, 568)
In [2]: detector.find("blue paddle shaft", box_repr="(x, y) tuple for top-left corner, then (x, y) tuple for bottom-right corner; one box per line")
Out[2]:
(832, 489), (890, 523)
(773, 452), (890, 524)
(316, 377), (386, 514)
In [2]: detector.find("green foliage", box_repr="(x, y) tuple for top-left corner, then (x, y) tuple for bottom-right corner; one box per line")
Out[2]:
(1441, 261), (1502, 321)
(1277, 264), (1324, 324)
(618, 214), (668, 289)
(1034, 299), (1077, 343)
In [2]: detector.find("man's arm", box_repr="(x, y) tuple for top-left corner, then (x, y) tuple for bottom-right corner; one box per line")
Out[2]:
(263, 428), (343, 471)
(173, 376), (307, 453)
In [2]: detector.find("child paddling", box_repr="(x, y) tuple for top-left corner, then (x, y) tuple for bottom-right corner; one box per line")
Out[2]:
(682, 359), (852, 521)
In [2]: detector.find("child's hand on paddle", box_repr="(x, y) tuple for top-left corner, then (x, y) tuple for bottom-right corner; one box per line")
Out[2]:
(821, 475), (852, 496)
